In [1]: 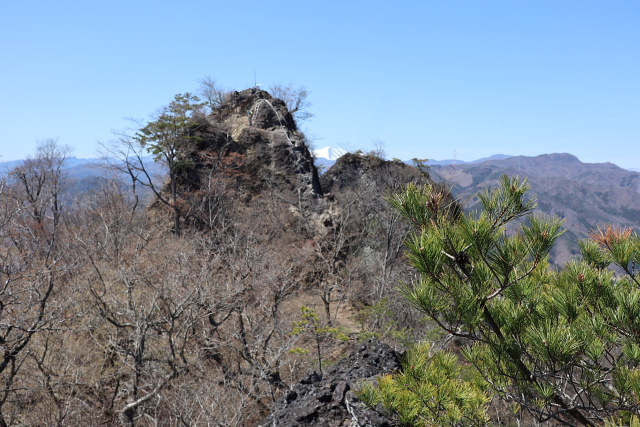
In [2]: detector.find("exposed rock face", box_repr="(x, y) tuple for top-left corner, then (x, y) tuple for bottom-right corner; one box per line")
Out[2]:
(164, 87), (322, 204)
(149, 93), (438, 427)
(206, 87), (323, 199)
(262, 339), (401, 427)
(154, 87), (326, 230)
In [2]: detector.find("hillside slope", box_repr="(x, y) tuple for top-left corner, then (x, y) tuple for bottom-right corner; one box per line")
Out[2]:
(430, 153), (640, 265)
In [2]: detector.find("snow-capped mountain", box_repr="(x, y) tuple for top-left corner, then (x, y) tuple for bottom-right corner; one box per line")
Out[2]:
(313, 147), (347, 161)
(312, 147), (348, 173)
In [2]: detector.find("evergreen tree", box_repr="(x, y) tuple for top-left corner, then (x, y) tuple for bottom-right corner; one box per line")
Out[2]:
(135, 93), (205, 232)
(359, 342), (490, 427)
(363, 175), (640, 427)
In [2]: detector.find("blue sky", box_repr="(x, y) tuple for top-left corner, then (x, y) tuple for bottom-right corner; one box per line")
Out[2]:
(1, 1), (639, 168)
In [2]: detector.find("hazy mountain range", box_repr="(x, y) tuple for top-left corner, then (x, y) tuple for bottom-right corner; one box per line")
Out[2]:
(1, 149), (634, 178)
(2, 149), (639, 267)
(0, 156), (165, 178)
(313, 148), (639, 172)
(428, 153), (640, 265)
(312, 147), (640, 266)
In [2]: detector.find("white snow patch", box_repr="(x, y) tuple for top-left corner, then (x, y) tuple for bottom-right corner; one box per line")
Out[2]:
(313, 147), (347, 161)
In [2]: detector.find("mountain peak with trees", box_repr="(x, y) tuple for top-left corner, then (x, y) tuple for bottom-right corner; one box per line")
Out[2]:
(3, 84), (640, 427)
(0, 85), (457, 426)
(103, 86), (324, 234)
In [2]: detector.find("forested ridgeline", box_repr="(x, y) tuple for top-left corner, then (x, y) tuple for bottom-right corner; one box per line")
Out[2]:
(4, 87), (638, 427)
(0, 89), (441, 426)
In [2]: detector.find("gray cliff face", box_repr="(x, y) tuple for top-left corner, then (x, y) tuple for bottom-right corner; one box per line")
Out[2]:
(165, 87), (323, 206)
(152, 87), (327, 231)
(211, 87), (323, 199)
(262, 339), (401, 427)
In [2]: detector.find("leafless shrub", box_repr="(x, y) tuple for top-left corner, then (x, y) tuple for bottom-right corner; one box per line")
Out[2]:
(269, 83), (314, 122)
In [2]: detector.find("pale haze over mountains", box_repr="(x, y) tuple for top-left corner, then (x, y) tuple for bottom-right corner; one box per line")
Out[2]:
(312, 146), (640, 266)
(1, 147), (639, 267)
(312, 147), (639, 172)
(1, 148), (634, 178)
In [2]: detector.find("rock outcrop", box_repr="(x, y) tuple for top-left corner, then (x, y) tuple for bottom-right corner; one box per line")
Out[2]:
(188, 87), (323, 200)
(321, 152), (430, 195)
(151, 87), (327, 231)
(262, 339), (401, 427)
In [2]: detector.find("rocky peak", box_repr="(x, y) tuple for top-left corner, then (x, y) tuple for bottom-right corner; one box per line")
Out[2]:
(168, 88), (323, 207)
(214, 88), (320, 195)
(321, 152), (431, 195)
(222, 87), (297, 132)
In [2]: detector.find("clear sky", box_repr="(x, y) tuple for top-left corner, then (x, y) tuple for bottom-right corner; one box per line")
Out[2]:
(1, 1), (639, 169)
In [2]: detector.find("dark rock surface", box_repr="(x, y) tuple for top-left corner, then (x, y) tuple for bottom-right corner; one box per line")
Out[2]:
(261, 339), (401, 427)
(321, 153), (428, 195)
(150, 87), (327, 230)
(188, 87), (323, 199)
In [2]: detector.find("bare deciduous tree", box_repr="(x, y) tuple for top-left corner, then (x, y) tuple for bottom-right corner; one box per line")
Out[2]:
(198, 76), (232, 110)
(0, 139), (74, 427)
(269, 83), (314, 122)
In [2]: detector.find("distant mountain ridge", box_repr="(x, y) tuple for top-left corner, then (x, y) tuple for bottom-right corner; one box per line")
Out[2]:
(3, 150), (636, 177)
(422, 154), (514, 166)
(429, 153), (640, 266)
(311, 147), (516, 168)
(313, 148), (640, 172)
(0, 155), (164, 178)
